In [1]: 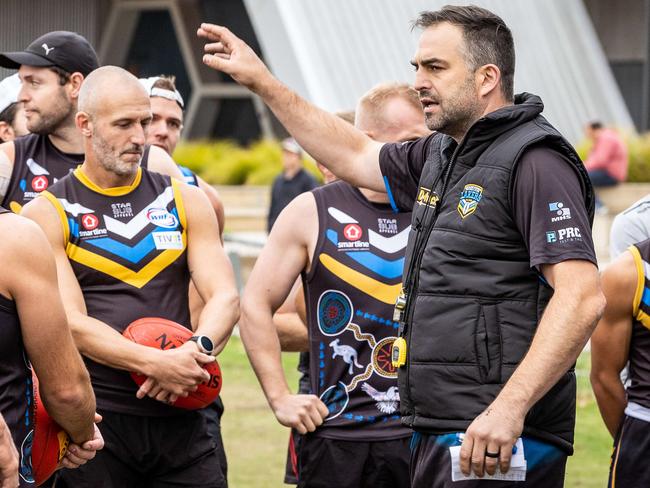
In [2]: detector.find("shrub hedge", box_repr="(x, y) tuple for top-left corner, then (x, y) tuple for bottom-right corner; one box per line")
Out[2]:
(175, 133), (650, 184)
(173, 139), (322, 185)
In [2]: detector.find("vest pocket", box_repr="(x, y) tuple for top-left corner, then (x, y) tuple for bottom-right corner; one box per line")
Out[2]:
(475, 303), (502, 384)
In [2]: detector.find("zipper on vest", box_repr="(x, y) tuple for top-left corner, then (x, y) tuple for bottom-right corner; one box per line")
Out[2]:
(398, 125), (478, 406)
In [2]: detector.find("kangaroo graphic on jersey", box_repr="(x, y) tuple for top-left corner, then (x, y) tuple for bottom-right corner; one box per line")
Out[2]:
(329, 339), (362, 374)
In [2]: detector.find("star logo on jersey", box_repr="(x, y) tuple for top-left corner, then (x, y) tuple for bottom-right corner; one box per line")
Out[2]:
(30, 176), (49, 192)
(343, 224), (362, 241)
(81, 214), (99, 231)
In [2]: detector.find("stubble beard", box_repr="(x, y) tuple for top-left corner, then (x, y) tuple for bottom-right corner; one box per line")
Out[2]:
(423, 77), (483, 141)
(92, 132), (140, 178)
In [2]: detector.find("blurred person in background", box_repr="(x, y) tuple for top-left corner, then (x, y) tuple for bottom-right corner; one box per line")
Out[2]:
(0, 74), (28, 143)
(584, 121), (628, 213)
(266, 138), (317, 231)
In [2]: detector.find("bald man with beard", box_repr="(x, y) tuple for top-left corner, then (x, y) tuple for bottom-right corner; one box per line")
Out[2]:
(22, 66), (239, 488)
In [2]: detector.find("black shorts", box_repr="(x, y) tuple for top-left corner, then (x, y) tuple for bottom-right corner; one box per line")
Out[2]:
(609, 415), (650, 487)
(410, 432), (567, 488)
(56, 410), (227, 488)
(296, 434), (410, 488)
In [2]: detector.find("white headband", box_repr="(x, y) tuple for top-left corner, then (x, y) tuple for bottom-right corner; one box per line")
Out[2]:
(138, 76), (184, 108)
(0, 74), (21, 114)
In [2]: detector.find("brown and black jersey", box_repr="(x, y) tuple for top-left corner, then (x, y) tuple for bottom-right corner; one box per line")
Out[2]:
(627, 239), (650, 412)
(2, 133), (151, 214)
(41, 167), (189, 416)
(304, 180), (412, 441)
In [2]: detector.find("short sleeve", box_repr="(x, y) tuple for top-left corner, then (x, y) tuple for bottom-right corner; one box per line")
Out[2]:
(379, 134), (433, 212)
(609, 199), (650, 259)
(512, 146), (597, 269)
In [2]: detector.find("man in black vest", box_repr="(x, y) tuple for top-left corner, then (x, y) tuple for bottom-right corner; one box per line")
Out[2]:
(240, 82), (429, 488)
(199, 4), (605, 486)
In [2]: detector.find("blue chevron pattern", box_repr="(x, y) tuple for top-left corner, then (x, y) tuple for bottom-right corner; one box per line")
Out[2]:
(326, 229), (404, 279)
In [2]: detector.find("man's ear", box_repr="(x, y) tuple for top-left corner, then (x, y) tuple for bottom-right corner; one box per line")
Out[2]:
(76, 111), (93, 137)
(476, 64), (501, 99)
(0, 121), (15, 143)
(68, 72), (85, 100)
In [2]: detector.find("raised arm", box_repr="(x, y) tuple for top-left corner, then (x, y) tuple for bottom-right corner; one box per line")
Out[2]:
(590, 252), (635, 437)
(197, 23), (385, 192)
(240, 192), (328, 433)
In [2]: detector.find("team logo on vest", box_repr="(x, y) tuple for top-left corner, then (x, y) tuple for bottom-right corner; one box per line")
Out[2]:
(81, 214), (99, 231)
(31, 175), (49, 192)
(343, 224), (362, 241)
(457, 183), (483, 219)
(416, 187), (439, 208)
(146, 208), (178, 228)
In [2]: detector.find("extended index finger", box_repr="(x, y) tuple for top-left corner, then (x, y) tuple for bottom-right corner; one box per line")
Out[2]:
(198, 23), (235, 44)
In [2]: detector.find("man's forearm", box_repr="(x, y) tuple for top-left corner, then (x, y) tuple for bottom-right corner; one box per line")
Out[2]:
(195, 288), (239, 354)
(240, 302), (293, 407)
(69, 312), (157, 374)
(494, 287), (605, 415)
(274, 312), (309, 352)
(254, 76), (384, 191)
(42, 380), (96, 444)
(592, 374), (626, 437)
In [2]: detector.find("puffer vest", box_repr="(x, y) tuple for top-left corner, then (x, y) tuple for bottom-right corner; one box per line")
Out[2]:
(398, 93), (594, 453)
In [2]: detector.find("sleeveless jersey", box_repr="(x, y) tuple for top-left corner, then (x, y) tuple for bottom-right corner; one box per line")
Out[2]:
(2, 134), (151, 213)
(628, 239), (650, 410)
(304, 180), (412, 440)
(178, 165), (199, 186)
(0, 208), (35, 486)
(42, 167), (190, 416)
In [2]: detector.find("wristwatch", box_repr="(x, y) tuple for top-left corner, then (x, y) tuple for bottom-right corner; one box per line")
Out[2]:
(189, 335), (214, 355)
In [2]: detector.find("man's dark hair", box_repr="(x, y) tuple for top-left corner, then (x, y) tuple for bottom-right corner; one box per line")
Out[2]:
(414, 5), (515, 101)
(50, 66), (71, 86)
(589, 121), (603, 130)
(152, 75), (177, 92)
(0, 102), (18, 125)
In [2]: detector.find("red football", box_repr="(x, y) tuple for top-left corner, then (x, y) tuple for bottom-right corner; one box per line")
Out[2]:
(32, 374), (70, 486)
(123, 317), (222, 409)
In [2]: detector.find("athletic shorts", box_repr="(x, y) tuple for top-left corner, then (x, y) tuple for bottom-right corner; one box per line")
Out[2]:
(202, 398), (228, 483)
(609, 415), (650, 487)
(410, 432), (567, 488)
(296, 434), (410, 488)
(56, 410), (227, 488)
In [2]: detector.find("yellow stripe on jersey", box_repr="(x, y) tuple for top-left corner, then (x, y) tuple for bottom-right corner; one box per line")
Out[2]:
(41, 190), (70, 244)
(171, 178), (187, 229)
(319, 253), (401, 305)
(74, 167), (143, 197)
(629, 245), (645, 318)
(66, 235), (186, 289)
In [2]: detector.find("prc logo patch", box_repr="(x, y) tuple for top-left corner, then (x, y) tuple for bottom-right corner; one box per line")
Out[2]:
(457, 184), (483, 219)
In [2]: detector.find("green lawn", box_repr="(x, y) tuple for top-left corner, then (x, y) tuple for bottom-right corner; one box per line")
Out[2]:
(219, 337), (612, 487)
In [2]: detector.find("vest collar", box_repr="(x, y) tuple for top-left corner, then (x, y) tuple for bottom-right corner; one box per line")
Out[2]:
(74, 167), (143, 196)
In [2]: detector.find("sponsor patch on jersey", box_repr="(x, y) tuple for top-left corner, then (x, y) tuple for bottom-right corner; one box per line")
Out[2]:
(81, 214), (99, 231)
(111, 202), (133, 218)
(146, 208), (178, 228)
(153, 231), (183, 250)
(343, 224), (363, 241)
(377, 218), (398, 235)
(457, 183), (483, 219)
(546, 226), (582, 244)
(31, 175), (49, 192)
(549, 201), (571, 222)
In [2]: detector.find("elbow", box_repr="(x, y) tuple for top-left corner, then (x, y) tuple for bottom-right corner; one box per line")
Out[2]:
(44, 377), (94, 413)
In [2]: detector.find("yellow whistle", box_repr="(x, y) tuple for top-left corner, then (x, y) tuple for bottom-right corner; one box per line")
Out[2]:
(392, 337), (407, 368)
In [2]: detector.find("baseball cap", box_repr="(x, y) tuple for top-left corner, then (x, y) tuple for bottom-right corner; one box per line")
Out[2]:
(139, 76), (184, 108)
(0, 74), (21, 114)
(0, 31), (99, 77)
(281, 137), (302, 155)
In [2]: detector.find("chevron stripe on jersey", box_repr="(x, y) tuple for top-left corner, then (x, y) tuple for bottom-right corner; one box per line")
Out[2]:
(42, 167), (187, 289)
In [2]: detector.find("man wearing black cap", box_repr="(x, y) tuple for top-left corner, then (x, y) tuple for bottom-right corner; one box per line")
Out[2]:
(0, 31), (184, 214)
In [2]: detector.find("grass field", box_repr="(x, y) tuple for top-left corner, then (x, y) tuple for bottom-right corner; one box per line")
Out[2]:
(219, 337), (613, 487)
